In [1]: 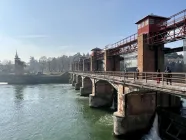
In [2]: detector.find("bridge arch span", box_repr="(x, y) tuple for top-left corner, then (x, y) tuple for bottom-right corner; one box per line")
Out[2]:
(83, 76), (92, 85)
(90, 80), (117, 109)
(95, 80), (118, 91)
(73, 74), (76, 81)
(74, 75), (82, 90)
(77, 75), (82, 83)
(80, 76), (92, 96)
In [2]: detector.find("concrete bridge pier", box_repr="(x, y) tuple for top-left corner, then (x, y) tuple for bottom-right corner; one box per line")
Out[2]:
(113, 86), (157, 137)
(80, 77), (92, 96)
(75, 75), (82, 90)
(69, 78), (72, 84)
(104, 50), (121, 71)
(113, 86), (181, 137)
(72, 74), (76, 86)
(89, 80), (114, 108)
(69, 74), (73, 84)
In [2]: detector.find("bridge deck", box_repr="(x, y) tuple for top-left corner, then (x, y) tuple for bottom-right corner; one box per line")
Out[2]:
(70, 71), (186, 97)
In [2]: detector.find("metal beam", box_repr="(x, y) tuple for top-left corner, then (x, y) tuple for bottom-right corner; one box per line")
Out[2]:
(164, 46), (183, 54)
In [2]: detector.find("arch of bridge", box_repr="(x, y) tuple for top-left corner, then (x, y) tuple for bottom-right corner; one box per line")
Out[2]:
(95, 79), (118, 91)
(77, 75), (82, 80)
(83, 76), (92, 85)
(95, 80), (118, 93)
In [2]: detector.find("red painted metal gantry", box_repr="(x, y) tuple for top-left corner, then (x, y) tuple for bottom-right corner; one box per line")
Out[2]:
(147, 9), (186, 45)
(94, 9), (186, 59)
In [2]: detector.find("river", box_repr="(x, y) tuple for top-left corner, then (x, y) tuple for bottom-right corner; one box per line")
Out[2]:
(0, 84), (116, 140)
(0, 84), (166, 140)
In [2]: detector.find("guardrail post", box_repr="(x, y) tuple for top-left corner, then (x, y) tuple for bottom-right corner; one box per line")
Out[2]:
(133, 73), (135, 81)
(162, 73), (164, 85)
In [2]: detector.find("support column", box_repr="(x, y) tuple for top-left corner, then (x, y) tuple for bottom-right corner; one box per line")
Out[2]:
(89, 80), (113, 107)
(104, 50), (112, 71)
(78, 62), (80, 71)
(87, 61), (90, 71)
(90, 56), (95, 71)
(69, 73), (73, 84)
(104, 50), (121, 71)
(84, 59), (90, 71)
(73, 63), (75, 71)
(113, 84), (126, 136)
(157, 44), (164, 71)
(72, 74), (76, 86)
(137, 34), (164, 72)
(79, 61), (83, 71)
(113, 86), (156, 138)
(80, 77), (92, 96)
(114, 56), (121, 71)
(75, 76), (82, 90)
(83, 59), (85, 71)
(75, 62), (77, 71)
(183, 39), (186, 71)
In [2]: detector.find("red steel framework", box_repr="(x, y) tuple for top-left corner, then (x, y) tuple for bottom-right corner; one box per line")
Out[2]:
(105, 9), (186, 57)
(107, 33), (138, 56)
(146, 9), (186, 45)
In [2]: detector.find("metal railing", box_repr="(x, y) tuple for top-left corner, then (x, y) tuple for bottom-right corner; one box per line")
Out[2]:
(158, 9), (186, 27)
(70, 71), (186, 86)
(110, 33), (138, 49)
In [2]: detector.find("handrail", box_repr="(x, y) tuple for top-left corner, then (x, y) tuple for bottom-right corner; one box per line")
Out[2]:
(158, 9), (186, 27)
(70, 71), (186, 86)
(108, 33), (138, 50)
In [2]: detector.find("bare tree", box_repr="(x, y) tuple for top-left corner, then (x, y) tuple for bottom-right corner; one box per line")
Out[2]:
(39, 56), (47, 73)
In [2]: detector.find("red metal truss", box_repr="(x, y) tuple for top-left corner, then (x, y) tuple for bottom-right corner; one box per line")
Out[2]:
(94, 9), (186, 60)
(108, 42), (138, 56)
(146, 9), (186, 45)
(108, 33), (138, 56)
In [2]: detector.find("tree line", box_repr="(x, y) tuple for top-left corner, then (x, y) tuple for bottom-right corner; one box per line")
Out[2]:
(0, 52), (185, 74)
(0, 53), (89, 74)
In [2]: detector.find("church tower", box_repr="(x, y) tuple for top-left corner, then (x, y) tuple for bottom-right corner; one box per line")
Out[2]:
(15, 51), (20, 64)
(14, 51), (24, 75)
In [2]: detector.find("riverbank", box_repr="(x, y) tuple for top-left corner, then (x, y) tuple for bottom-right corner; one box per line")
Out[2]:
(0, 72), (70, 84)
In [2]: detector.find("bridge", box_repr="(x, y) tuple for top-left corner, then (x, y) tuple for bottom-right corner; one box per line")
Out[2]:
(69, 71), (186, 137)
(69, 9), (186, 139)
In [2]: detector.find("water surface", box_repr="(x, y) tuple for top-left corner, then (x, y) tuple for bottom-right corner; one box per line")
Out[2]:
(0, 84), (115, 140)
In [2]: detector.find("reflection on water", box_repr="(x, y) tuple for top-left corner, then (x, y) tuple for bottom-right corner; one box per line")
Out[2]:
(14, 85), (25, 101)
(14, 85), (25, 110)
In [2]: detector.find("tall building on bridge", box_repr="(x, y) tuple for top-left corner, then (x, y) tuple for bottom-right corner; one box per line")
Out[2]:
(14, 51), (25, 75)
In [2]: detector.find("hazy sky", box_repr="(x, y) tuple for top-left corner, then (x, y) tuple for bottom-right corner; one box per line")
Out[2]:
(0, 0), (185, 62)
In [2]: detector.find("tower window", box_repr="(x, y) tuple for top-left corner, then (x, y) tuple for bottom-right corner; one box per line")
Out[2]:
(138, 24), (141, 29)
(141, 21), (144, 28)
(149, 19), (154, 24)
(145, 19), (149, 26)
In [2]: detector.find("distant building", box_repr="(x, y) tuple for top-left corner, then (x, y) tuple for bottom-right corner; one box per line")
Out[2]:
(14, 51), (25, 75)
